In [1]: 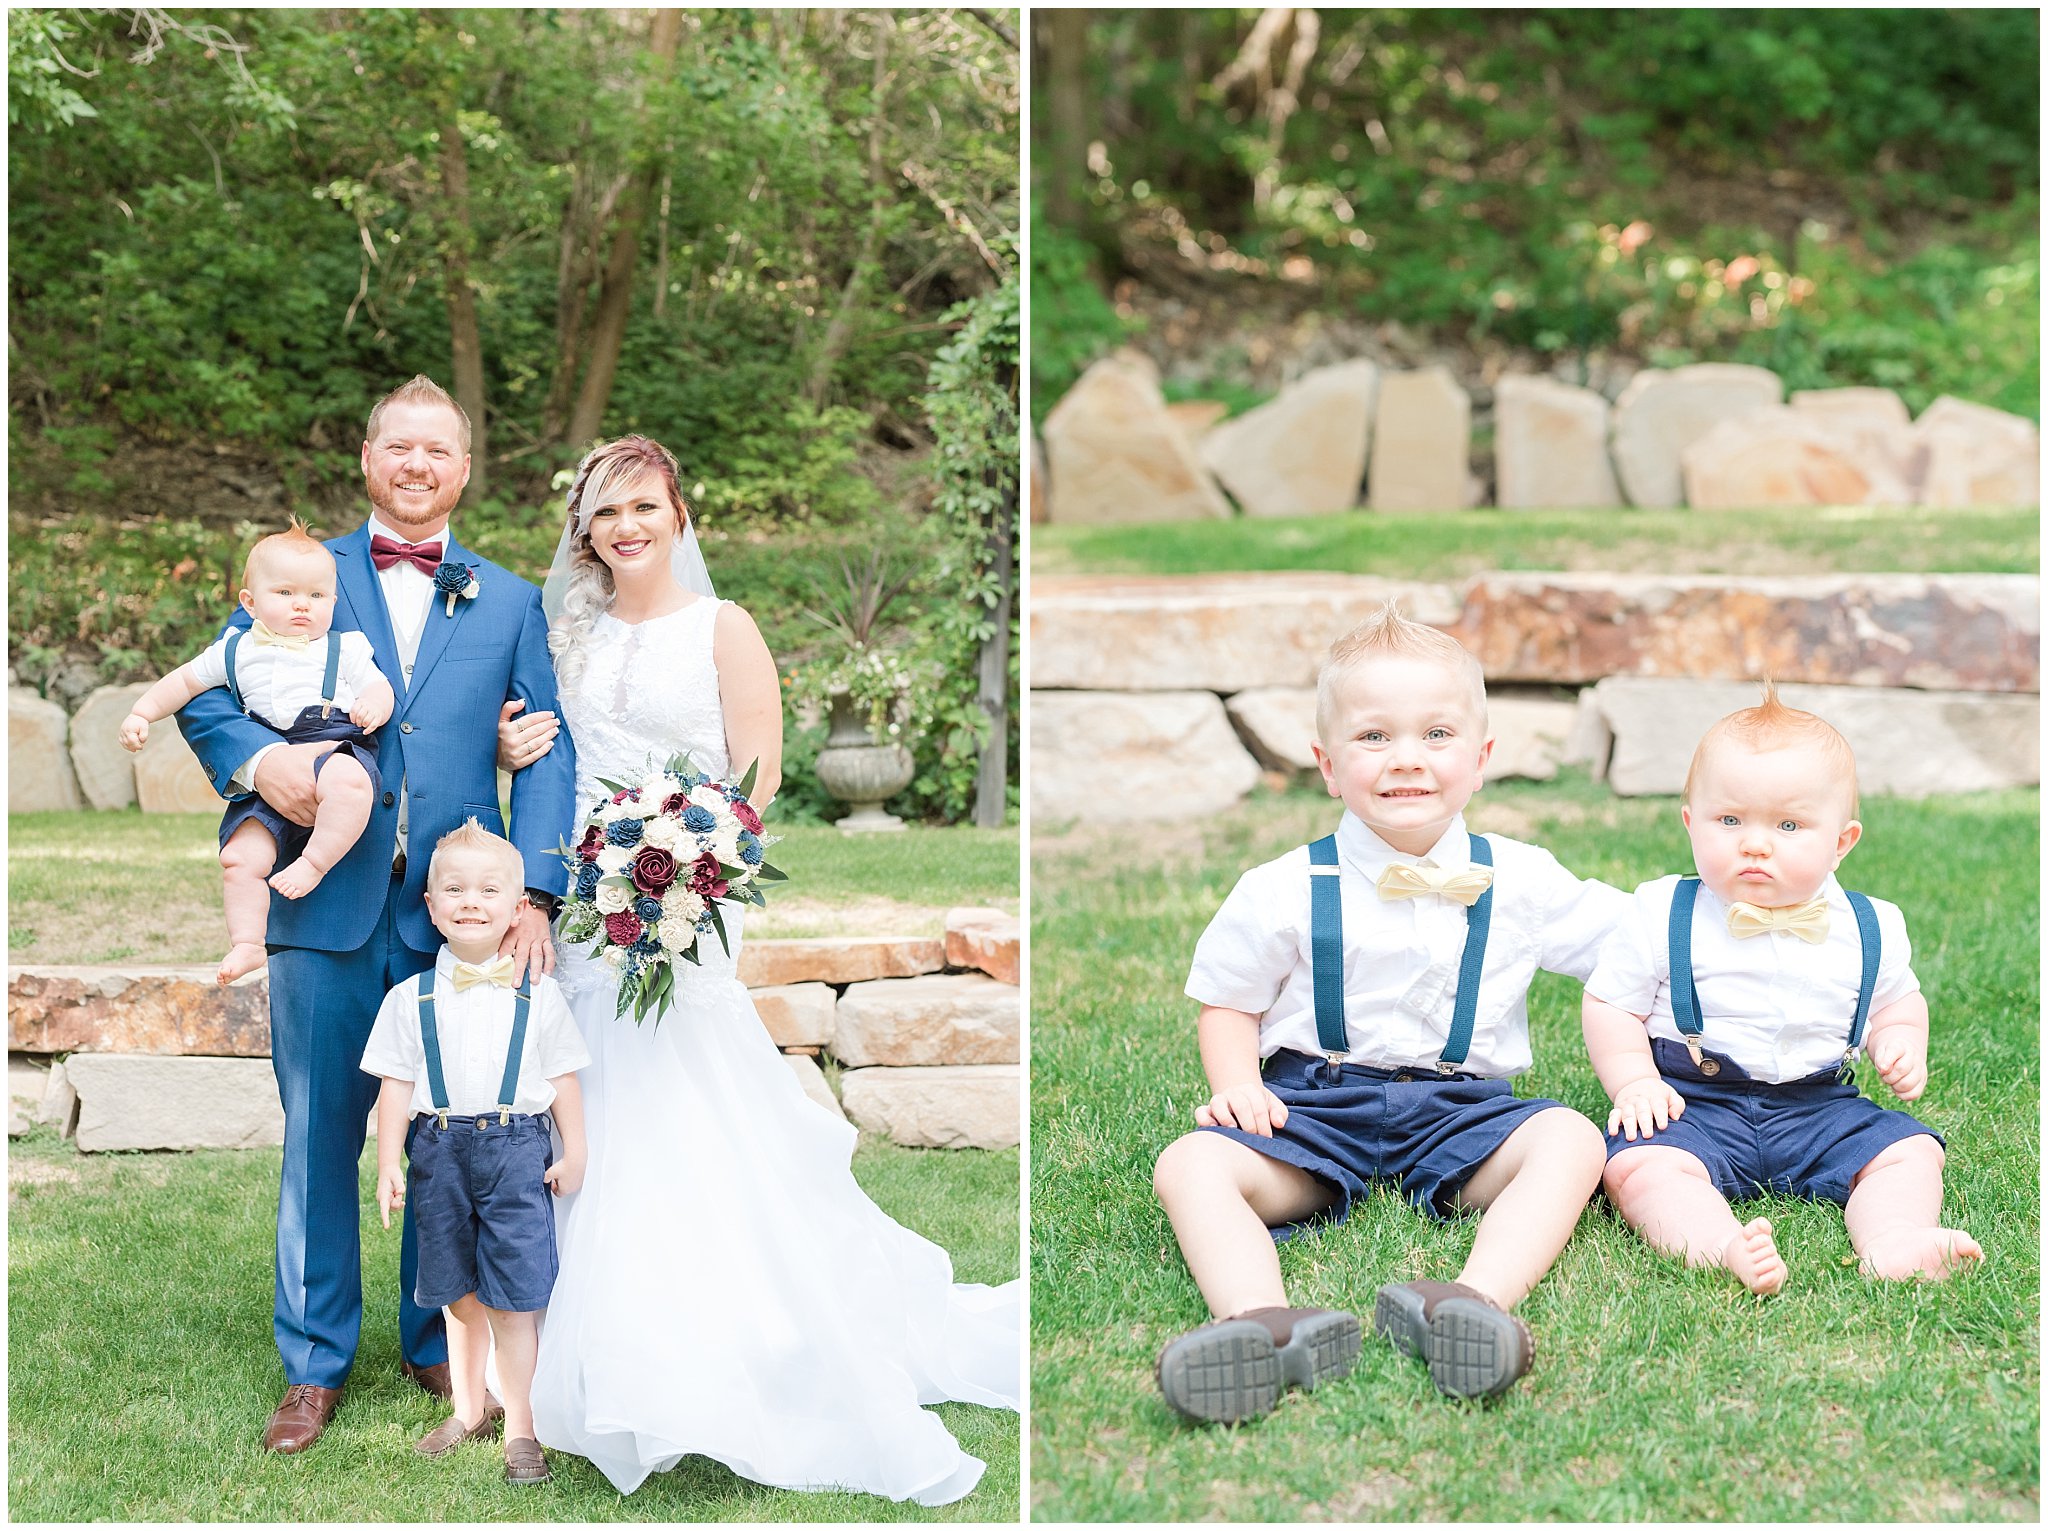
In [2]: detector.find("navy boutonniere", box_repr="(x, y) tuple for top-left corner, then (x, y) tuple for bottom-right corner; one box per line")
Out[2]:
(433, 560), (481, 617)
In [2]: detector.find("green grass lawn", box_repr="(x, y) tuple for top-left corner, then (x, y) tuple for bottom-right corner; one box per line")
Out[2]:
(1032, 505), (2040, 580)
(9, 1132), (1020, 1522)
(1029, 774), (2039, 1521)
(8, 814), (1019, 965)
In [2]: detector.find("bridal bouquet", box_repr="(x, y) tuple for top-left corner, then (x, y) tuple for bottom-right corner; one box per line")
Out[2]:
(556, 754), (785, 1024)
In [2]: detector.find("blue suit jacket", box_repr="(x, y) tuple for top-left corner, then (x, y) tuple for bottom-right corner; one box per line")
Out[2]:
(176, 524), (578, 955)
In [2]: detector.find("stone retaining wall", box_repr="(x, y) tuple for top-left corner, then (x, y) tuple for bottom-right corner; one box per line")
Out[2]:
(1030, 571), (2039, 823)
(9, 911), (1022, 1153)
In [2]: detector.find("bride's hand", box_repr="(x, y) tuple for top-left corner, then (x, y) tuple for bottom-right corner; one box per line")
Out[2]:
(497, 698), (560, 772)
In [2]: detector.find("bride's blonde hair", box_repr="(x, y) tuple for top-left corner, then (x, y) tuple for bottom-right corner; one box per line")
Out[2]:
(549, 436), (693, 699)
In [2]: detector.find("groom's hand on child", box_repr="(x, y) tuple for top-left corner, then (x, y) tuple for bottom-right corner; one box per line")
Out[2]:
(1195, 1084), (1289, 1136)
(253, 744), (325, 827)
(543, 1156), (585, 1197)
(502, 902), (557, 984)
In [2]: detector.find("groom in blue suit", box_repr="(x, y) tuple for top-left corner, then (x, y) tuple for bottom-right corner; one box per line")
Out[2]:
(178, 376), (577, 1453)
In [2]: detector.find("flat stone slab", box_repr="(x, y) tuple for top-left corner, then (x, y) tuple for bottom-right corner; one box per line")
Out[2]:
(735, 937), (945, 988)
(1031, 690), (1262, 825)
(1914, 396), (2040, 509)
(752, 982), (836, 1049)
(1369, 365), (1470, 511)
(1449, 573), (2039, 692)
(9, 967), (273, 1056)
(70, 683), (149, 811)
(944, 907), (1020, 986)
(1043, 351), (1233, 525)
(833, 973), (1020, 1067)
(1200, 360), (1378, 517)
(1494, 375), (1622, 509)
(840, 1063), (1020, 1150)
(1588, 677), (2039, 796)
(68, 1053), (283, 1151)
(1030, 574), (1463, 692)
(1681, 406), (1912, 509)
(782, 1052), (846, 1121)
(10, 687), (84, 812)
(133, 722), (225, 813)
(1611, 363), (1783, 508)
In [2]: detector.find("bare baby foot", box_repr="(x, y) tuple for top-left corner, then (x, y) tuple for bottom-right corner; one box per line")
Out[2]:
(217, 943), (268, 986)
(1858, 1226), (1984, 1282)
(268, 858), (327, 899)
(1720, 1217), (1787, 1295)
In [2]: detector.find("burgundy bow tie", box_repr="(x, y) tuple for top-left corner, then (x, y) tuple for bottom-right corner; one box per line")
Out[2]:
(370, 534), (443, 575)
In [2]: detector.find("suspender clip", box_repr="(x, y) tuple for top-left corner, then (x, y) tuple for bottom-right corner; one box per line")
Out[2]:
(1434, 1059), (1457, 1076)
(498, 1105), (512, 1126)
(436, 1109), (449, 1131)
(1683, 1035), (1706, 1069)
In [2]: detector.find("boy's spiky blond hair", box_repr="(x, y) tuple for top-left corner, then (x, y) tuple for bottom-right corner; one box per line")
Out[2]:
(1684, 682), (1861, 817)
(1315, 602), (1488, 741)
(241, 515), (333, 591)
(425, 817), (524, 887)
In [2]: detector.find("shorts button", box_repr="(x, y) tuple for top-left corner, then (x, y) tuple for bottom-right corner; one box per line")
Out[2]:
(1393, 1070), (1412, 1082)
(381, 791), (396, 807)
(1700, 1058), (1721, 1077)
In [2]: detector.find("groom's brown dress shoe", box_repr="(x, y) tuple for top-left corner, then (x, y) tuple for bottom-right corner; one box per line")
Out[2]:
(402, 1360), (453, 1399)
(261, 1383), (341, 1453)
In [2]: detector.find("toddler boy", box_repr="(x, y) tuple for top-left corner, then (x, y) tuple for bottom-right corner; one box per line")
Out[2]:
(1583, 687), (1982, 1291)
(362, 820), (590, 1483)
(121, 519), (393, 984)
(1153, 607), (1626, 1421)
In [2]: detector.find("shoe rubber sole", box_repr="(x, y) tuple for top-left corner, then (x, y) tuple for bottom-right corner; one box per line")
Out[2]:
(1425, 1297), (1530, 1399)
(1157, 1311), (1362, 1424)
(1371, 1282), (1430, 1360)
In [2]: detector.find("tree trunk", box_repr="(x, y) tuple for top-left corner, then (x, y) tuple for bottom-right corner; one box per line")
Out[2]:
(972, 475), (1016, 829)
(439, 115), (487, 503)
(564, 8), (685, 449)
(1041, 9), (1090, 232)
(804, 14), (892, 409)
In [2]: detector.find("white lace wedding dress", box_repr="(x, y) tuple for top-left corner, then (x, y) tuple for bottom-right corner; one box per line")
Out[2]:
(528, 598), (1020, 1503)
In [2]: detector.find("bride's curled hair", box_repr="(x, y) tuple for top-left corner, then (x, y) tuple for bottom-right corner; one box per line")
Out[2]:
(549, 436), (692, 699)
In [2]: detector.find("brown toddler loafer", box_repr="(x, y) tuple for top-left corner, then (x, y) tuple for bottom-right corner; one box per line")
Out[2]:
(1373, 1277), (1488, 1359)
(1156, 1305), (1361, 1424)
(415, 1410), (501, 1458)
(1373, 1277), (1534, 1398)
(503, 1436), (551, 1484)
(261, 1383), (342, 1454)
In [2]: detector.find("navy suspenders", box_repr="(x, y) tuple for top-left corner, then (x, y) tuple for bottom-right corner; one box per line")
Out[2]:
(416, 970), (534, 1130)
(1667, 877), (1881, 1073)
(222, 631), (343, 719)
(1307, 832), (1495, 1070)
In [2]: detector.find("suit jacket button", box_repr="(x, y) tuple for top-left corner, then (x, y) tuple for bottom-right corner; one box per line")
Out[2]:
(400, 722), (414, 734)
(381, 791), (396, 808)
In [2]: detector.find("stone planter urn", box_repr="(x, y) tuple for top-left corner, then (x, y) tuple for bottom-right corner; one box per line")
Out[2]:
(814, 690), (914, 833)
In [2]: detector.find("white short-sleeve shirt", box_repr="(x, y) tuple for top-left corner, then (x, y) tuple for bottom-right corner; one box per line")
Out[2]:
(1585, 874), (1919, 1084)
(360, 949), (591, 1117)
(188, 629), (382, 733)
(1185, 812), (1629, 1077)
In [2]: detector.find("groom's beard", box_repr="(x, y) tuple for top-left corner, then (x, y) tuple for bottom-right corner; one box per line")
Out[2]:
(366, 478), (463, 534)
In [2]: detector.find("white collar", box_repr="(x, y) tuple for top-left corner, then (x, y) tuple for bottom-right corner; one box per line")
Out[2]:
(1335, 810), (1473, 873)
(366, 511), (454, 552)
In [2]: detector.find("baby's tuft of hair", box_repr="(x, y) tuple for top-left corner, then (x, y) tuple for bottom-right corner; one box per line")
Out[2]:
(1684, 681), (1860, 817)
(1315, 602), (1487, 741)
(426, 818), (524, 888)
(241, 516), (334, 592)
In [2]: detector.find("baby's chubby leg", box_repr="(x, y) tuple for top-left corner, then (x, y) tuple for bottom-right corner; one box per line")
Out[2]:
(1845, 1135), (1983, 1281)
(269, 751), (373, 899)
(217, 819), (277, 985)
(1153, 1129), (1337, 1319)
(1451, 1106), (1608, 1309)
(1605, 1145), (1785, 1295)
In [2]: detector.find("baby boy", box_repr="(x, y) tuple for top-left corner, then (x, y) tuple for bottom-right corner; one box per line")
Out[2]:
(1152, 606), (1627, 1422)
(120, 519), (393, 984)
(1583, 686), (1982, 1291)
(363, 820), (590, 1483)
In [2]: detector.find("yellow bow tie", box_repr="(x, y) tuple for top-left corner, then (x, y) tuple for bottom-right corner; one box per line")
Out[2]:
(1375, 860), (1494, 906)
(247, 619), (310, 652)
(451, 954), (517, 991)
(1725, 897), (1830, 943)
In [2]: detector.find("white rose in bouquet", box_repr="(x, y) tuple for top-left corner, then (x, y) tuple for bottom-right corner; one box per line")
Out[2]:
(596, 844), (633, 874)
(595, 881), (634, 914)
(641, 813), (683, 851)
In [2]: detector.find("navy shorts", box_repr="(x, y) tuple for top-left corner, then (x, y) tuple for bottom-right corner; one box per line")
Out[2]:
(217, 705), (380, 862)
(1200, 1048), (1575, 1240)
(407, 1112), (558, 1312)
(1604, 1038), (1940, 1205)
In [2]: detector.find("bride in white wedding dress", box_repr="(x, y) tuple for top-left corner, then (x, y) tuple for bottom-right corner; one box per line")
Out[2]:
(513, 436), (1020, 1504)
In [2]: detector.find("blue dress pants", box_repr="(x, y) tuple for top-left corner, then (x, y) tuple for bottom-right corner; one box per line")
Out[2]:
(267, 873), (445, 1387)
